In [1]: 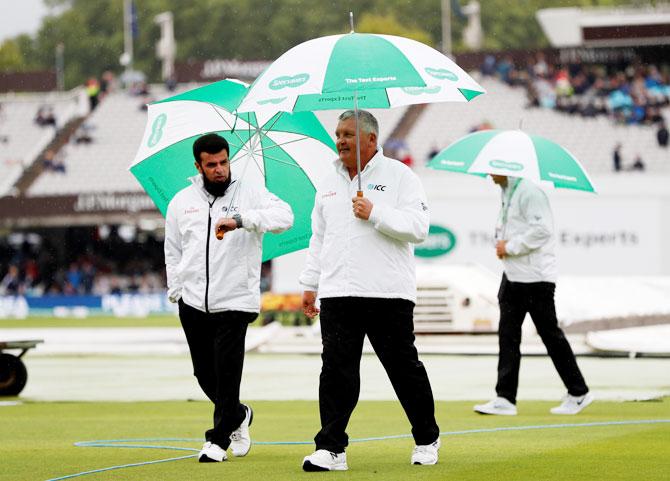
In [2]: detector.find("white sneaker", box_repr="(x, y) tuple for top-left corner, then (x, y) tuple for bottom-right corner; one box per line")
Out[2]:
(230, 404), (253, 457)
(473, 397), (518, 415)
(411, 437), (441, 465)
(198, 441), (227, 462)
(302, 449), (348, 471)
(550, 392), (594, 415)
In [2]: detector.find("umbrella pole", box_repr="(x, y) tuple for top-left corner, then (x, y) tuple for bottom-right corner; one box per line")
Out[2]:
(354, 91), (363, 197)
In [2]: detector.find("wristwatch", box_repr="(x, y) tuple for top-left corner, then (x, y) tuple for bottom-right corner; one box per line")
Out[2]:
(232, 213), (243, 229)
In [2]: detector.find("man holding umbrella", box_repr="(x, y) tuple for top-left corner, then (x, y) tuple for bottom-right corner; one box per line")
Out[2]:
(164, 133), (293, 462)
(474, 175), (593, 416)
(300, 110), (441, 471)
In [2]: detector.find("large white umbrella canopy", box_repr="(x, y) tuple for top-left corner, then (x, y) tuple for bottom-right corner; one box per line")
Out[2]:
(237, 30), (485, 194)
(238, 32), (485, 114)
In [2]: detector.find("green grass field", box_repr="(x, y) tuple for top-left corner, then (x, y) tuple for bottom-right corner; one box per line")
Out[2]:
(1, 400), (668, 481)
(0, 315), (181, 329)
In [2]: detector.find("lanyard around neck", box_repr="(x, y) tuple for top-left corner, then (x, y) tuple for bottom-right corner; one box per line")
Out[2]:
(498, 178), (522, 237)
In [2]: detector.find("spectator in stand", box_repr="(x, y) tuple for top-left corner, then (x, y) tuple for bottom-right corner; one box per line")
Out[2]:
(131, 81), (150, 96)
(399, 148), (414, 168)
(43, 149), (66, 173)
(497, 55), (514, 85)
(554, 68), (573, 98)
(35, 106), (57, 127)
(469, 120), (494, 133)
(99, 70), (116, 99)
(74, 123), (94, 144)
(427, 144), (441, 163)
(0, 265), (22, 296)
(533, 52), (549, 78)
(657, 120), (669, 147)
(612, 143), (622, 172)
(580, 101), (598, 118)
(165, 74), (178, 92)
(481, 55), (496, 77)
(80, 260), (96, 294)
(66, 262), (82, 293)
(86, 77), (101, 111)
(630, 155), (645, 171)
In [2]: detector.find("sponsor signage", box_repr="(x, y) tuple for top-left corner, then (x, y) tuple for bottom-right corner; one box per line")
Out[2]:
(0, 192), (158, 225)
(269, 73), (310, 90)
(415, 225), (457, 258)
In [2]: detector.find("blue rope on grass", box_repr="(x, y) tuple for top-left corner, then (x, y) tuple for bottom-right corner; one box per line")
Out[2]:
(46, 419), (670, 481)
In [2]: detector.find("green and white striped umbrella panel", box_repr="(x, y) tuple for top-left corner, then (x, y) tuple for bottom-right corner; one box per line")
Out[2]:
(130, 79), (337, 260)
(237, 33), (485, 113)
(427, 130), (596, 193)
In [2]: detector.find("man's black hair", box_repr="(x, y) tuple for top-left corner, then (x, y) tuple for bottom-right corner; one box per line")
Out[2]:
(193, 133), (229, 163)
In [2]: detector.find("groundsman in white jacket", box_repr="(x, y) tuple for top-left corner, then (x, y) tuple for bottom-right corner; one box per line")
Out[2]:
(474, 175), (591, 418)
(164, 133), (292, 463)
(299, 111), (440, 473)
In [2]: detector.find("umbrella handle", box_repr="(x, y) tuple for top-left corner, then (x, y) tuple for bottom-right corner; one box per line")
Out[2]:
(356, 190), (363, 198)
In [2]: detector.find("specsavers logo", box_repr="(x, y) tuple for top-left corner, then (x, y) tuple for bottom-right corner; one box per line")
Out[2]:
(269, 73), (310, 90)
(401, 86), (442, 95)
(488, 159), (524, 172)
(147, 113), (167, 148)
(415, 225), (457, 258)
(425, 68), (458, 81)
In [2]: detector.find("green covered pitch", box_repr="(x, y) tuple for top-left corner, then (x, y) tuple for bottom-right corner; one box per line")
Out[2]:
(1, 400), (668, 481)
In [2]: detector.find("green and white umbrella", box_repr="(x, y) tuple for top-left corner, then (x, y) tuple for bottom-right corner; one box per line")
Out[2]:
(238, 32), (485, 114)
(237, 29), (484, 195)
(130, 79), (337, 261)
(427, 129), (597, 193)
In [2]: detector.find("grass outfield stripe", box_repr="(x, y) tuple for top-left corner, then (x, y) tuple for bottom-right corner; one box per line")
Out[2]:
(49, 419), (670, 480)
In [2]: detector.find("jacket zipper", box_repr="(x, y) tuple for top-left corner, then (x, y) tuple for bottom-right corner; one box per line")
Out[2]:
(204, 200), (215, 313)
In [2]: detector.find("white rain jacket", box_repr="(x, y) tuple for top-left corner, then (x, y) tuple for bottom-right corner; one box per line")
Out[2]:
(299, 150), (429, 302)
(497, 178), (557, 283)
(165, 175), (293, 313)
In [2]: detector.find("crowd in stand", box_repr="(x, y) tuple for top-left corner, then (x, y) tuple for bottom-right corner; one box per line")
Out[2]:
(0, 228), (166, 297)
(481, 53), (670, 139)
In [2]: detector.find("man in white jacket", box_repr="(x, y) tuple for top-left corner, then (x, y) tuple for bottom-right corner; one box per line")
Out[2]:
(164, 133), (293, 463)
(300, 111), (440, 471)
(474, 175), (592, 416)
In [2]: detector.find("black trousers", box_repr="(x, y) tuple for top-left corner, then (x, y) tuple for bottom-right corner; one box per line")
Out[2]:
(315, 297), (440, 453)
(178, 300), (256, 447)
(496, 274), (589, 404)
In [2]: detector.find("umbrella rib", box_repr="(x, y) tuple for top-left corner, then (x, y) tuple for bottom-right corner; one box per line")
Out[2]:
(255, 135), (313, 152)
(208, 103), (252, 149)
(260, 153), (305, 169)
(258, 112), (283, 136)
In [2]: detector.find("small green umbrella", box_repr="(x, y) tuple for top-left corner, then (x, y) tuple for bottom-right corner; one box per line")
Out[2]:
(427, 129), (597, 193)
(129, 79), (337, 261)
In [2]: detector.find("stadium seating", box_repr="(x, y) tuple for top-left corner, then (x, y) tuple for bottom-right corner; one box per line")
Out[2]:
(26, 86), (407, 196)
(0, 92), (81, 196)
(28, 89), (165, 196)
(408, 77), (670, 176)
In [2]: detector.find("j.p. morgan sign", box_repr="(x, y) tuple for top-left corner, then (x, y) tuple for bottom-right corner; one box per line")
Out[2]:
(415, 225), (457, 258)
